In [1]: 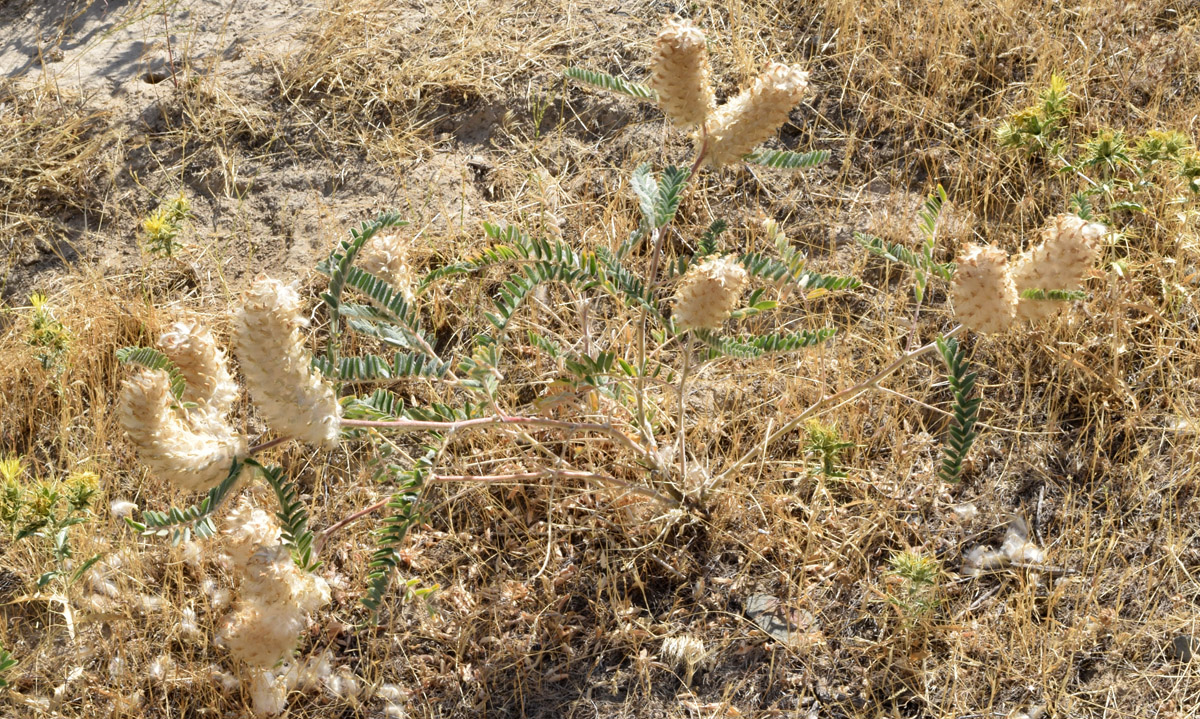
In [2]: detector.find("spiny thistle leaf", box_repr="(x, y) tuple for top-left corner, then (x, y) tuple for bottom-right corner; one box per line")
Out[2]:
(565, 67), (656, 100)
(125, 458), (245, 544)
(744, 149), (830, 170)
(115, 347), (187, 400)
(252, 461), (321, 572)
(1019, 288), (1087, 301)
(936, 336), (981, 484)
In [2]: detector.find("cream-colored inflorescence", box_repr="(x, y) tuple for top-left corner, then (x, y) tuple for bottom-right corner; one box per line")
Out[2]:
(233, 276), (341, 447)
(705, 62), (810, 168)
(359, 231), (417, 303)
(1011, 214), (1106, 322)
(119, 369), (246, 491)
(157, 320), (239, 416)
(218, 500), (330, 672)
(649, 17), (716, 131)
(951, 244), (1018, 334)
(673, 254), (749, 331)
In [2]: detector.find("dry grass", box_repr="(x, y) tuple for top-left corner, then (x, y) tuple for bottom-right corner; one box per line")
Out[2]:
(0, 81), (119, 292)
(2, 0), (1200, 717)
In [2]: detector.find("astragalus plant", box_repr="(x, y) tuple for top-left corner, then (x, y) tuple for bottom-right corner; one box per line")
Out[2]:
(113, 15), (1123, 716)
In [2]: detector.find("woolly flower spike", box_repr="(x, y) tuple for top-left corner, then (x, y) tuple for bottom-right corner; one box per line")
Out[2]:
(1011, 214), (1106, 322)
(705, 62), (810, 168)
(219, 545), (331, 667)
(219, 501), (330, 671)
(233, 276), (341, 447)
(157, 320), (238, 416)
(951, 244), (1018, 334)
(119, 369), (246, 491)
(359, 231), (417, 304)
(674, 254), (748, 331)
(649, 17), (716, 131)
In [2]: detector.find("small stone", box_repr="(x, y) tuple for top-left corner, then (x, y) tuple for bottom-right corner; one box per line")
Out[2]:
(1169, 635), (1198, 663)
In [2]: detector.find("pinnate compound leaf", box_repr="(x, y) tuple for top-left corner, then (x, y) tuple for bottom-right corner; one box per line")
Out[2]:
(565, 67), (656, 100)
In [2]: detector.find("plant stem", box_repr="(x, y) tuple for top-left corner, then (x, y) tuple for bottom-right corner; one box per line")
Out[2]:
(248, 436), (290, 455)
(340, 415), (658, 468)
(676, 331), (692, 488)
(708, 325), (964, 493)
(315, 468), (682, 547)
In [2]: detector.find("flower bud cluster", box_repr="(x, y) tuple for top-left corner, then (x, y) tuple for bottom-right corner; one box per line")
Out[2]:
(705, 62), (810, 168)
(951, 214), (1106, 333)
(232, 276), (341, 447)
(359, 231), (417, 304)
(649, 17), (716, 131)
(1011, 214), (1106, 322)
(673, 254), (748, 331)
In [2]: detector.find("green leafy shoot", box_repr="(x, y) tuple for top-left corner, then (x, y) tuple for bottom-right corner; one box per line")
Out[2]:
(126, 458), (245, 544)
(692, 219), (728, 262)
(361, 450), (436, 618)
(252, 461), (320, 572)
(116, 346), (188, 400)
(936, 336), (982, 484)
(631, 164), (690, 228)
(565, 67), (656, 100)
(743, 149), (830, 170)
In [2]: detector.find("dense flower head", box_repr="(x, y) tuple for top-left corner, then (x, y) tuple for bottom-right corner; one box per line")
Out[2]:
(951, 244), (1018, 334)
(119, 369), (246, 491)
(232, 276), (341, 447)
(1011, 214), (1106, 322)
(649, 17), (716, 131)
(705, 62), (809, 168)
(673, 254), (749, 331)
(157, 319), (238, 416)
(359, 230), (417, 303)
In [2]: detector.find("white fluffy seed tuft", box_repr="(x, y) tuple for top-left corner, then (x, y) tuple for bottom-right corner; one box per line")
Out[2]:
(157, 320), (238, 416)
(1011, 214), (1106, 322)
(951, 244), (1018, 334)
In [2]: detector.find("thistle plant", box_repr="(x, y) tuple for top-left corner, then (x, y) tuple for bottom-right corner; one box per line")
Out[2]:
(140, 193), (191, 258)
(0, 456), (102, 590)
(998, 76), (1199, 216)
(25, 292), (71, 369)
